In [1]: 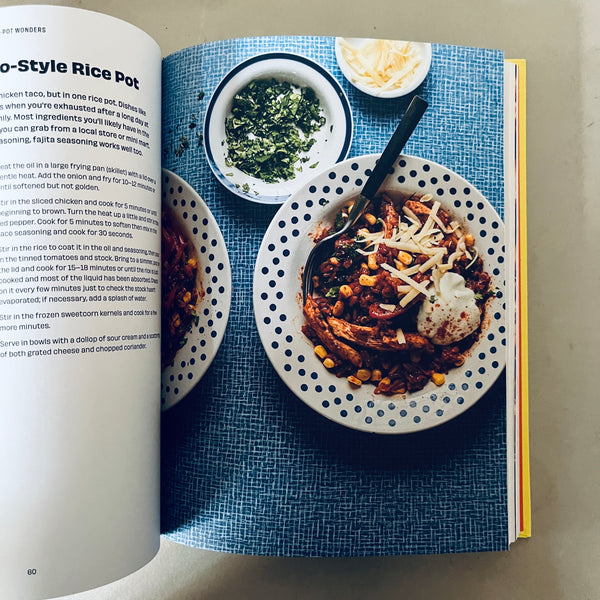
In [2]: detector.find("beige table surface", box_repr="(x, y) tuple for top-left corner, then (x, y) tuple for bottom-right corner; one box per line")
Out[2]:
(3, 0), (598, 598)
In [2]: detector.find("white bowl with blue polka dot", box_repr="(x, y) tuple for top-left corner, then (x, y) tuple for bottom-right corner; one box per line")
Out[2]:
(253, 154), (506, 433)
(161, 169), (232, 410)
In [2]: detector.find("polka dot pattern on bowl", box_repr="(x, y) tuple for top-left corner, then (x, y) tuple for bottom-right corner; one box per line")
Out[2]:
(161, 169), (232, 410)
(253, 154), (506, 433)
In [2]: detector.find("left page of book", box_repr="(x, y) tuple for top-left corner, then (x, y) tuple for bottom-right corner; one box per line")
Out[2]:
(0, 7), (162, 599)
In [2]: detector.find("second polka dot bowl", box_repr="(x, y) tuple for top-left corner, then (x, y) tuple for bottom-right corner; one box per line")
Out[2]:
(253, 154), (506, 433)
(161, 169), (232, 410)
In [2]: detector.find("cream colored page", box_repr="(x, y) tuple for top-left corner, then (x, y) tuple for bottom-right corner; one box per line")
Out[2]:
(503, 60), (519, 545)
(0, 6), (162, 599)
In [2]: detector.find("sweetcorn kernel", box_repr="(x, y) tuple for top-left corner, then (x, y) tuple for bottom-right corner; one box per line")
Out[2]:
(332, 300), (345, 317)
(359, 274), (376, 286)
(363, 212), (377, 225)
(323, 358), (335, 369)
(371, 369), (383, 382)
(356, 369), (372, 382)
(431, 373), (446, 386)
(347, 375), (362, 387)
(314, 345), (327, 359)
(339, 284), (353, 298)
(397, 251), (413, 265)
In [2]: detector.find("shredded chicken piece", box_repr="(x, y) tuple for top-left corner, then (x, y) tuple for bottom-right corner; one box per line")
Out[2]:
(303, 296), (363, 367)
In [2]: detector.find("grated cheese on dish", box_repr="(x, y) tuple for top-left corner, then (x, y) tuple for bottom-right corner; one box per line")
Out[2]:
(379, 303), (398, 312)
(355, 195), (474, 305)
(381, 263), (431, 297)
(395, 327), (406, 345)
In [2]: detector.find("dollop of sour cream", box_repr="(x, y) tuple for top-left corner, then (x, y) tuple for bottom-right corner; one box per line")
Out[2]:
(417, 272), (481, 345)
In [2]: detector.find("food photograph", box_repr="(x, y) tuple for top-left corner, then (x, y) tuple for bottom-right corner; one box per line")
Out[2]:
(159, 32), (519, 561)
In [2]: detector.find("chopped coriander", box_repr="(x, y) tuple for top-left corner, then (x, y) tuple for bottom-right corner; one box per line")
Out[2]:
(334, 210), (346, 231)
(175, 135), (190, 157)
(475, 288), (498, 301)
(224, 78), (326, 183)
(333, 239), (360, 261)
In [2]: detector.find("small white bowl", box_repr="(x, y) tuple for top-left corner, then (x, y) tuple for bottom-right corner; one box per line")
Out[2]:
(204, 52), (353, 204)
(335, 38), (432, 99)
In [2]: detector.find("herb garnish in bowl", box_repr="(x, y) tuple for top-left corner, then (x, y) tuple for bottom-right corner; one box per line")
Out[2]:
(225, 78), (325, 183)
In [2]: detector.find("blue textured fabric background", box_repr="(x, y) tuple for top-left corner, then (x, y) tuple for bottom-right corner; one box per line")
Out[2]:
(160, 36), (508, 556)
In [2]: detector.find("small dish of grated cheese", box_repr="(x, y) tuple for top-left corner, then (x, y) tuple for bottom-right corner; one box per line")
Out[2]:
(335, 38), (432, 98)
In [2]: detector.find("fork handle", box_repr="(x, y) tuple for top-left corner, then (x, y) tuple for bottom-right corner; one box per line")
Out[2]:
(361, 95), (429, 200)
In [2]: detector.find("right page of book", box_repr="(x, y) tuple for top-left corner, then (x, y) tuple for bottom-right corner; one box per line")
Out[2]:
(160, 36), (512, 556)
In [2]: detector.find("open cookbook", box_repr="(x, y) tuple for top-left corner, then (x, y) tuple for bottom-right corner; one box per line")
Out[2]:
(0, 5), (529, 599)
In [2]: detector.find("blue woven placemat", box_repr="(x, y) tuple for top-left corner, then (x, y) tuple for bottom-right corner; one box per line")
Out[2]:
(160, 36), (508, 556)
